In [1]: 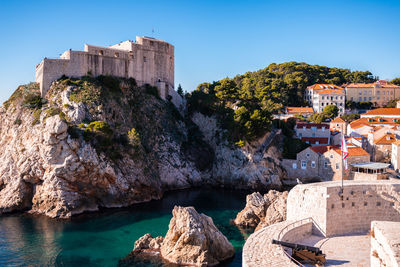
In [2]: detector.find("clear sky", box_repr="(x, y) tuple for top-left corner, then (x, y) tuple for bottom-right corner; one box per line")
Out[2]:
(0, 0), (399, 103)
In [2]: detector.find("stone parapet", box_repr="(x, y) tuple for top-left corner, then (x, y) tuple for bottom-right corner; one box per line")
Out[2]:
(287, 180), (400, 236)
(371, 221), (400, 267)
(243, 219), (312, 267)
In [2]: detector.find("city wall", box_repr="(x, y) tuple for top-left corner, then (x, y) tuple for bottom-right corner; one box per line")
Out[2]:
(287, 180), (400, 237)
(370, 221), (400, 267)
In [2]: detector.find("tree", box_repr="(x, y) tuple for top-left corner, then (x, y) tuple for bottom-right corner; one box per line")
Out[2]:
(308, 112), (327, 123)
(177, 84), (183, 96)
(341, 114), (360, 122)
(323, 105), (339, 119)
(391, 78), (400, 86)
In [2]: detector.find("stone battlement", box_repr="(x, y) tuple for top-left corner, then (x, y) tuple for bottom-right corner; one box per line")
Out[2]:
(287, 180), (400, 236)
(35, 36), (183, 108)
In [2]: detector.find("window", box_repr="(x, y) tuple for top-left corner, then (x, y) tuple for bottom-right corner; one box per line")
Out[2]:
(292, 163), (297, 169)
(144, 56), (147, 62)
(391, 91), (394, 95)
(301, 161), (307, 169)
(322, 96), (324, 100)
(321, 103), (324, 106)
(299, 133), (302, 138)
(359, 91), (362, 95)
(351, 97), (353, 101)
(336, 163), (339, 170)
(340, 96), (343, 100)
(98, 50), (104, 55)
(150, 41), (154, 46)
(369, 90), (372, 95)
(359, 97), (362, 101)
(312, 133), (316, 137)
(315, 141), (319, 145)
(364, 97), (367, 101)
(369, 97), (372, 101)
(311, 161), (316, 168)
(322, 127), (325, 131)
(306, 153), (310, 158)
(383, 91), (386, 95)
(364, 90), (367, 95)
(114, 52), (119, 57)
(312, 127), (317, 131)
(377, 96), (380, 100)
(324, 161), (328, 168)
(330, 154), (333, 158)
(377, 91), (380, 95)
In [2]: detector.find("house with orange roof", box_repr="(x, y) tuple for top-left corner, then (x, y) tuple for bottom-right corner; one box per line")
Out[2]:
(281, 144), (370, 181)
(305, 84), (345, 115)
(330, 117), (347, 135)
(345, 80), (400, 106)
(371, 133), (397, 162)
(391, 140), (400, 171)
(361, 108), (400, 118)
(275, 106), (315, 120)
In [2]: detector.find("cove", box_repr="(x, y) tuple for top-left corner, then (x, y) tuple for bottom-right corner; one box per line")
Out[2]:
(0, 188), (253, 267)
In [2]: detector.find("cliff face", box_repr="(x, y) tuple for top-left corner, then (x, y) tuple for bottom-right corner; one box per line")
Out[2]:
(0, 77), (285, 218)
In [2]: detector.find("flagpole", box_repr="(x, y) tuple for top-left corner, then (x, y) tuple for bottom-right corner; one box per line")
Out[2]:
(340, 128), (344, 199)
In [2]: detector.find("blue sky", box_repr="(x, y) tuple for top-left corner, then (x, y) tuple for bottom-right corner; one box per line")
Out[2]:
(0, 0), (399, 103)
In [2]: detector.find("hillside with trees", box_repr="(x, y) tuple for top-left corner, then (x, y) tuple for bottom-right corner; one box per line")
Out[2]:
(187, 61), (377, 143)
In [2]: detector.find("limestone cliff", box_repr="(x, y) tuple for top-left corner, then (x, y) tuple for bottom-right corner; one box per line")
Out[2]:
(0, 77), (285, 218)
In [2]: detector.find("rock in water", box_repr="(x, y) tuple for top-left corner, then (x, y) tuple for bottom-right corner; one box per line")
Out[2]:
(234, 190), (288, 230)
(161, 206), (235, 266)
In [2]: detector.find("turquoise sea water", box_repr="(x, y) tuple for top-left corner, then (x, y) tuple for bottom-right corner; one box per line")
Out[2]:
(0, 189), (252, 267)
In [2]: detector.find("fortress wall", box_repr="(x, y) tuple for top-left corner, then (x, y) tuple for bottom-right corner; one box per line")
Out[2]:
(281, 221), (313, 243)
(370, 221), (400, 267)
(287, 185), (328, 236)
(287, 181), (400, 237)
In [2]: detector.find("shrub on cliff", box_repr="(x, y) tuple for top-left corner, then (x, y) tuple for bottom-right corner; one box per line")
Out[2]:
(128, 128), (141, 147)
(87, 121), (113, 136)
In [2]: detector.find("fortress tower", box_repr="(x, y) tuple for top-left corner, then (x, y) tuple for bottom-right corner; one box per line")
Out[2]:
(35, 36), (182, 107)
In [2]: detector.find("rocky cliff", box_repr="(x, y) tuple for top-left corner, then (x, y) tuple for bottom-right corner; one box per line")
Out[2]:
(0, 77), (285, 218)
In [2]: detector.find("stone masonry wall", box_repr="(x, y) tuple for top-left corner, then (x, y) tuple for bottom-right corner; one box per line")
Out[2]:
(287, 181), (400, 237)
(370, 221), (400, 267)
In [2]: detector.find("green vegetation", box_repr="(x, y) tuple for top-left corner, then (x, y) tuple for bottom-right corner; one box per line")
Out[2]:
(323, 105), (339, 119)
(346, 100), (374, 110)
(87, 121), (113, 136)
(14, 118), (22, 125)
(3, 82), (41, 110)
(144, 84), (160, 98)
(308, 113), (328, 123)
(391, 78), (400, 86)
(127, 128), (141, 147)
(188, 62), (377, 142)
(32, 109), (42, 125)
(177, 84), (184, 96)
(45, 107), (61, 119)
(384, 99), (399, 108)
(341, 113), (360, 122)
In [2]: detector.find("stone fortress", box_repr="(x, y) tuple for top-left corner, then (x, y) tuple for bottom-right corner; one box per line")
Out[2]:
(243, 180), (400, 266)
(35, 36), (183, 108)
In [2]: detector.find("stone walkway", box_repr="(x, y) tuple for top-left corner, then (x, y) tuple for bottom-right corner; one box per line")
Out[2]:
(302, 234), (370, 266)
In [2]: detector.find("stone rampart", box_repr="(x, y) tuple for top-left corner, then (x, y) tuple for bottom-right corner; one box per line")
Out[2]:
(35, 36), (183, 108)
(243, 219), (312, 267)
(287, 180), (400, 237)
(370, 221), (400, 267)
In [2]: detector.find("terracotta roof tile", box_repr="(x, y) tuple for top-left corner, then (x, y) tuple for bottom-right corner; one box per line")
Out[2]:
(286, 107), (314, 114)
(331, 117), (346, 123)
(375, 134), (396, 145)
(314, 89), (345, 95)
(345, 81), (400, 88)
(332, 147), (369, 157)
(310, 145), (335, 154)
(307, 84), (344, 90)
(362, 108), (400, 116)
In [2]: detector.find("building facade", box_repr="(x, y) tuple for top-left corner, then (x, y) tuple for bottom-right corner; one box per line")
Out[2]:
(305, 84), (345, 115)
(295, 122), (331, 145)
(35, 36), (182, 108)
(345, 80), (400, 106)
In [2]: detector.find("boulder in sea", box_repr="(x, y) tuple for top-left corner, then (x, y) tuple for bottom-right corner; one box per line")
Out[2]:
(121, 206), (235, 267)
(234, 190), (288, 230)
(160, 206), (235, 266)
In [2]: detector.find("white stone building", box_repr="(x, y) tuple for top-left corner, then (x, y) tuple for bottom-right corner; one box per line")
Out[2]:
(35, 36), (183, 108)
(305, 84), (345, 115)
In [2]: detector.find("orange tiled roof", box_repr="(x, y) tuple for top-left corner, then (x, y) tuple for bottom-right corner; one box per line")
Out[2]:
(393, 140), (400, 146)
(314, 89), (345, 95)
(286, 107), (314, 114)
(350, 117), (399, 128)
(307, 84), (344, 90)
(332, 147), (369, 157)
(362, 108), (400, 116)
(331, 117), (346, 123)
(375, 134), (396, 145)
(346, 80), (400, 88)
(310, 145), (336, 154)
